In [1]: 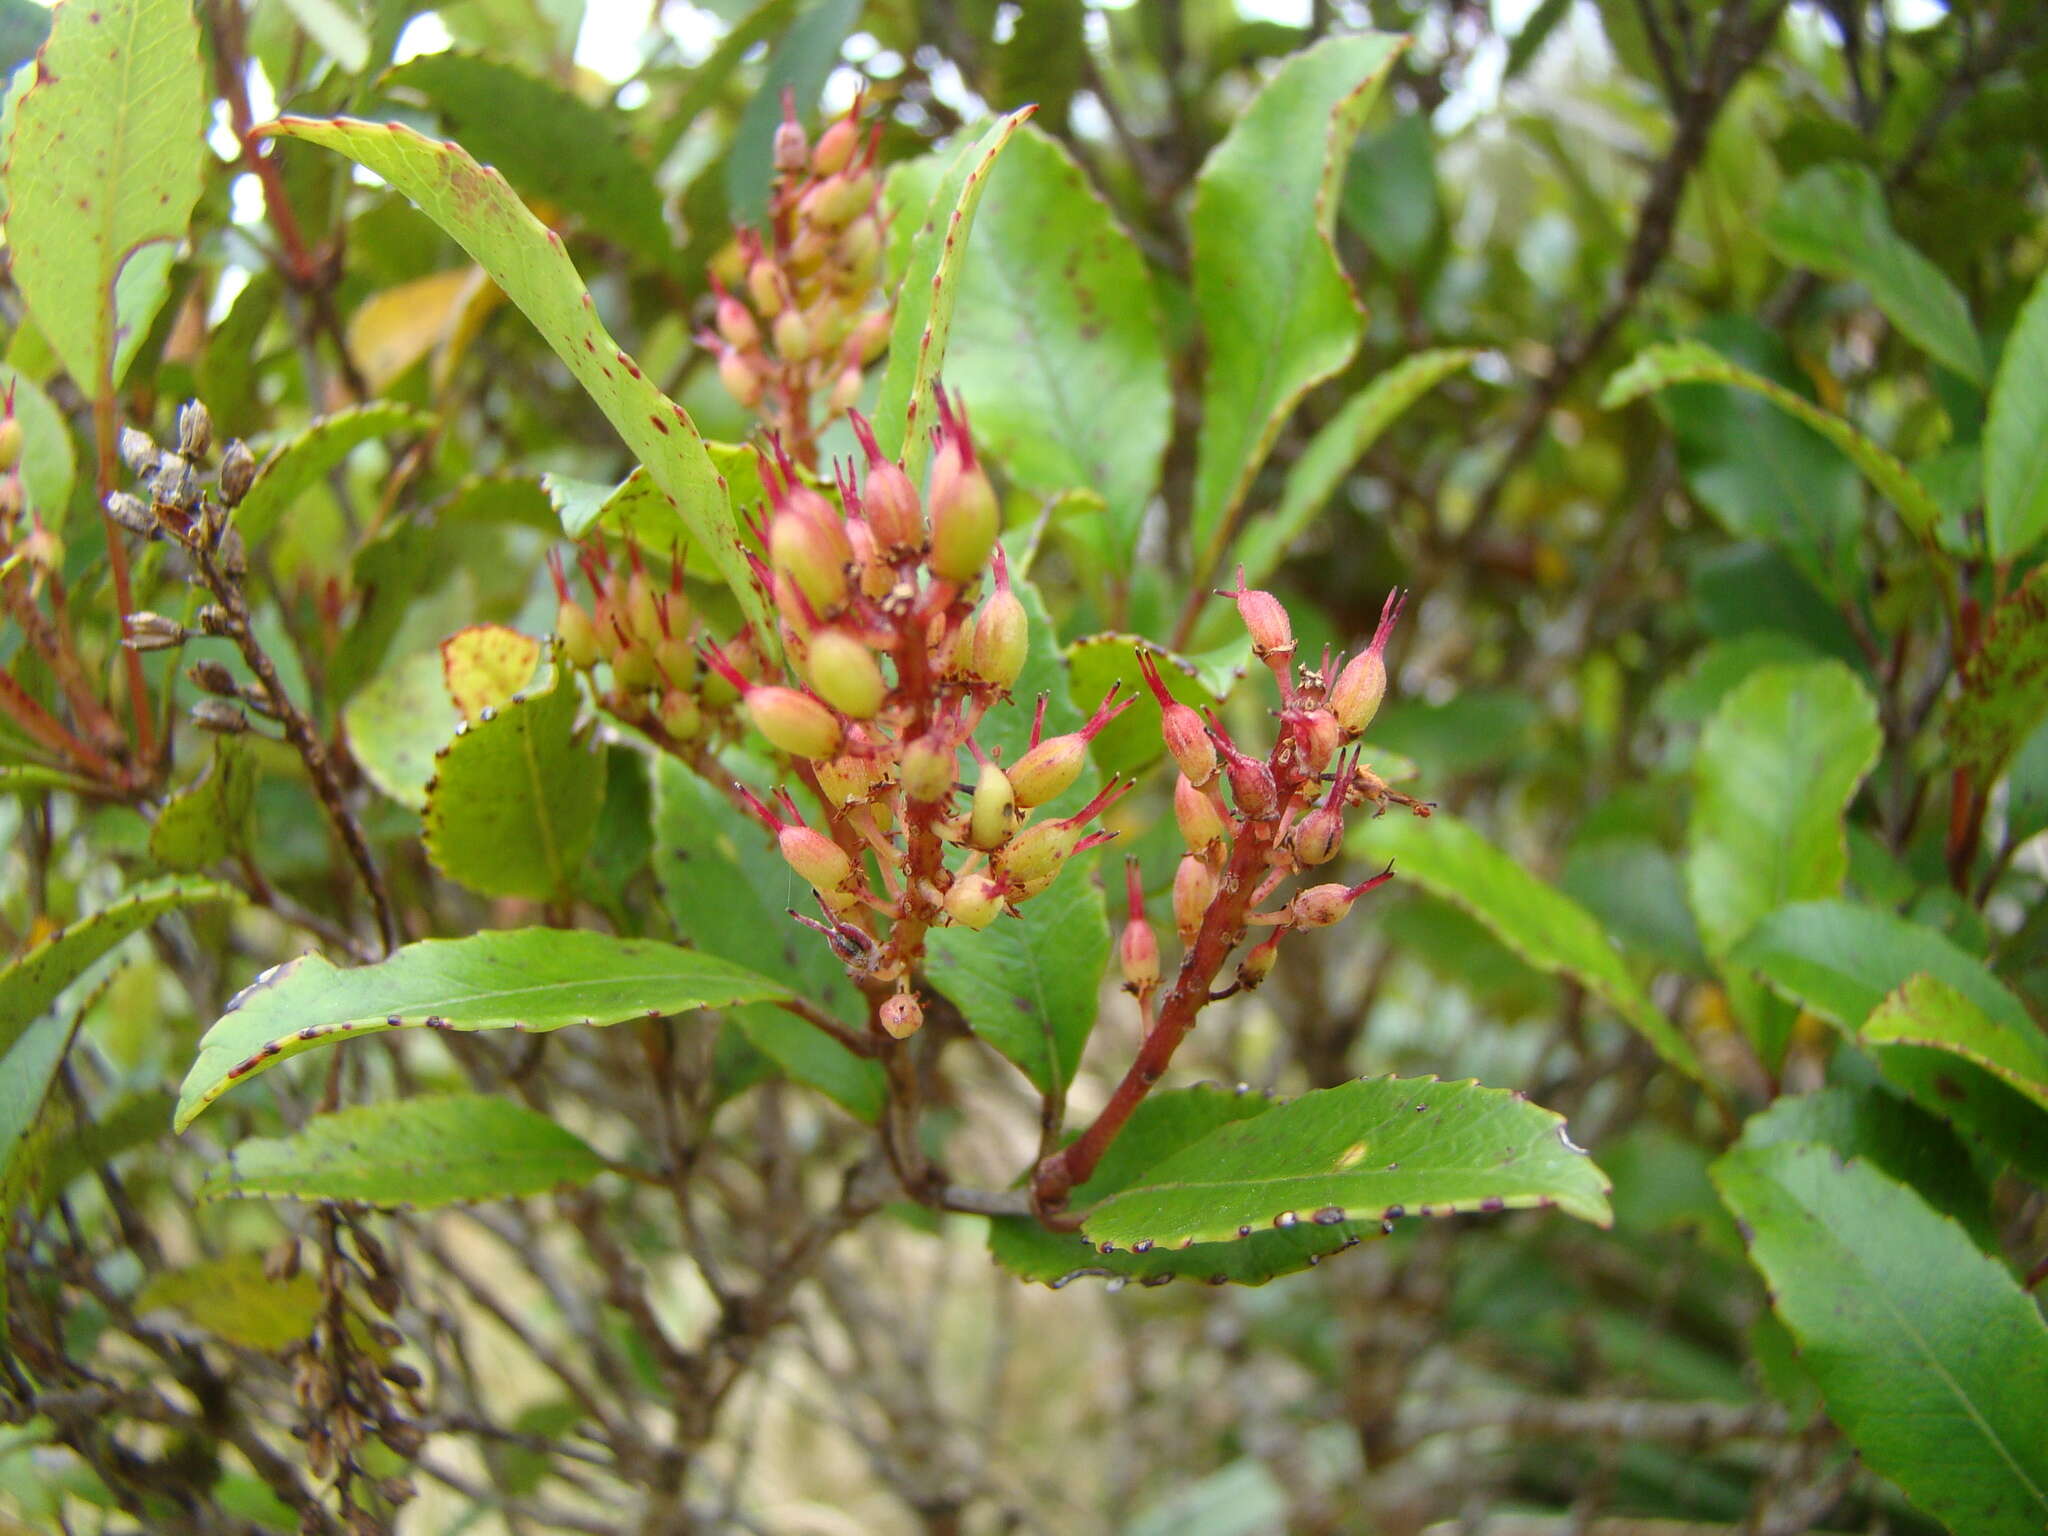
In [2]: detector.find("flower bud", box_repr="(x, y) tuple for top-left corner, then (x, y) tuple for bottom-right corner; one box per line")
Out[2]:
(1118, 860), (1159, 992)
(827, 363), (864, 417)
(1173, 855), (1217, 946)
(926, 388), (998, 584)
(217, 440), (257, 506)
(1289, 867), (1395, 929)
(966, 760), (1017, 851)
(1212, 723), (1278, 819)
(1137, 650), (1216, 786)
(745, 685), (843, 760)
(625, 569), (663, 652)
(803, 171), (871, 230)
(770, 504), (853, 617)
(772, 306), (813, 363)
(1236, 930), (1281, 991)
(718, 347), (766, 409)
(879, 989), (924, 1039)
(1008, 734), (1086, 809)
(849, 412), (924, 557)
(1174, 773), (1229, 853)
(900, 732), (956, 803)
(658, 688), (703, 740)
(715, 286), (760, 351)
(1296, 708), (1342, 775)
(610, 633), (660, 694)
(0, 417), (22, 474)
(834, 215), (883, 285)
(1330, 589), (1406, 737)
(944, 872), (1007, 930)
(1219, 566), (1292, 662)
(991, 820), (1078, 889)
(1292, 803), (1343, 867)
(847, 309), (892, 365)
(812, 114), (862, 177)
(772, 92), (809, 176)
(748, 256), (785, 317)
(816, 750), (886, 807)
(805, 626), (887, 718)
(970, 573), (1028, 690)
(779, 823), (854, 894)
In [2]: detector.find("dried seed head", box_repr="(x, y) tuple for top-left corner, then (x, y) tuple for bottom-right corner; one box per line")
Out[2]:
(217, 439), (257, 507)
(879, 989), (923, 1039)
(191, 699), (248, 735)
(104, 490), (156, 538)
(118, 426), (162, 478)
(805, 626), (887, 718)
(187, 659), (239, 697)
(120, 610), (189, 651)
(177, 399), (213, 460)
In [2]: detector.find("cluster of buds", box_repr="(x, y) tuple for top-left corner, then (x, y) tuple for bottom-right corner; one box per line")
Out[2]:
(547, 541), (740, 750)
(704, 90), (891, 464)
(1118, 578), (1422, 1008)
(645, 393), (1130, 1037)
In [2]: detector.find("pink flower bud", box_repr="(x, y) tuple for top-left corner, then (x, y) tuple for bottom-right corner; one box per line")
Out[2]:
(847, 309), (892, 366)
(1174, 773), (1229, 853)
(1289, 867), (1394, 929)
(848, 411), (924, 558)
(966, 760), (1017, 851)
(1208, 716), (1278, 819)
(1136, 649), (1216, 786)
(1330, 589), (1405, 737)
(772, 89), (809, 176)
(1291, 803), (1343, 866)
(1236, 930), (1281, 991)
(944, 872), (1008, 931)
(1218, 565), (1293, 661)
(1173, 854), (1217, 946)
(1295, 708), (1342, 775)
(899, 731), (956, 803)
(969, 549), (1028, 690)
(827, 363), (863, 417)
(812, 113), (862, 178)
(1118, 859), (1160, 992)
(744, 685), (843, 760)
(879, 989), (924, 1039)
(926, 388), (998, 584)
(804, 626), (887, 719)
(769, 503), (853, 618)
(713, 280), (760, 350)
(717, 346), (765, 409)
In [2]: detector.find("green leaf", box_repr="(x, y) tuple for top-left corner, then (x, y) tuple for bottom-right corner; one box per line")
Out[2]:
(176, 928), (789, 1129)
(3, 0), (205, 393)
(1861, 973), (2048, 1116)
(277, 0), (368, 72)
(1602, 340), (1944, 541)
(233, 402), (434, 547)
(1351, 812), (1704, 1084)
(925, 856), (1110, 1098)
(1712, 1143), (2048, 1535)
(1685, 661), (1879, 1059)
(873, 107), (1036, 480)
(935, 124), (1170, 565)
(1762, 164), (1984, 383)
(136, 1252), (322, 1352)
(421, 654), (602, 901)
(1080, 1074), (1612, 1250)
(201, 1095), (607, 1207)
(1187, 32), (1405, 584)
(380, 52), (669, 264)
(989, 1086), (1365, 1288)
(1986, 265), (2048, 561)
(149, 738), (258, 873)
(1946, 564), (2048, 783)
(724, 0), (861, 225)
(0, 877), (233, 1060)
(650, 757), (883, 1122)
(344, 649), (461, 811)
(1737, 1085), (1992, 1245)
(1229, 348), (1478, 589)
(266, 115), (771, 648)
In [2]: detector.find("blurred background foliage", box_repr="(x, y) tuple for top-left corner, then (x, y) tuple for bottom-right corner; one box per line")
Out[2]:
(1, 0), (2046, 1531)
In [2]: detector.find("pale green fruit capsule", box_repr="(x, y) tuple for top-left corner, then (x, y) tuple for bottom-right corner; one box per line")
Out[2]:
(966, 760), (1017, 851)
(779, 824), (853, 893)
(557, 601), (601, 671)
(944, 872), (1007, 930)
(770, 506), (853, 617)
(746, 686), (843, 760)
(773, 306), (813, 363)
(658, 688), (703, 741)
(991, 820), (1081, 888)
(811, 114), (861, 177)
(970, 585), (1028, 690)
(900, 732), (956, 803)
(1008, 734), (1085, 809)
(926, 389), (998, 584)
(805, 627), (887, 719)
(1173, 854), (1217, 946)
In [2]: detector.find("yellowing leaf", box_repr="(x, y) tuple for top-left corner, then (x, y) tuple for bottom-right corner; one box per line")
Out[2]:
(347, 266), (502, 396)
(441, 624), (543, 723)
